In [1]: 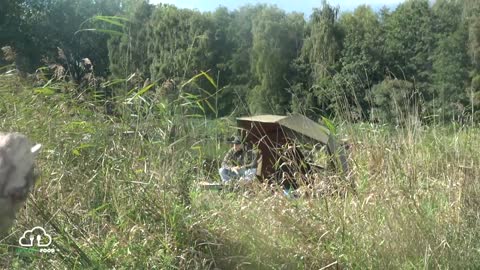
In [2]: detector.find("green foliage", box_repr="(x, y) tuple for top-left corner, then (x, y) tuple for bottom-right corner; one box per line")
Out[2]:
(0, 0), (126, 74)
(249, 6), (304, 114)
(383, 0), (435, 82)
(431, 28), (470, 121)
(108, 1), (153, 78)
(468, 15), (480, 70)
(2, 74), (480, 269)
(303, 1), (341, 82)
(289, 58), (318, 117)
(370, 79), (420, 124)
(147, 5), (215, 82)
(292, 1), (341, 118)
(3, 0), (479, 121)
(428, 0), (473, 122)
(335, 5), (384, 119)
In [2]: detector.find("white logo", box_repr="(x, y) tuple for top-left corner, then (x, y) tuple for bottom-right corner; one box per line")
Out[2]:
(19, 227), (52, 247)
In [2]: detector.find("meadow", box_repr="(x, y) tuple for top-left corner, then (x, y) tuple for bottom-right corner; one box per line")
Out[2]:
(0, 73), (479, 269)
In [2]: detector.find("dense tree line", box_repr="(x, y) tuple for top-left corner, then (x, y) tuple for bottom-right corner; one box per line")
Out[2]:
(0, 0), (129, 75)
(1, 0), (479, 122)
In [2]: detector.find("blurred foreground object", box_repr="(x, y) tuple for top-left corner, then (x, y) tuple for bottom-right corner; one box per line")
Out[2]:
(0, 133), (41, 234)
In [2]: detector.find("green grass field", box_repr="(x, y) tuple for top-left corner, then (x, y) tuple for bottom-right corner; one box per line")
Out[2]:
(0, 74), (479, 269)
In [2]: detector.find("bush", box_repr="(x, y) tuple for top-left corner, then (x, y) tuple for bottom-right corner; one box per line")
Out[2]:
(370, 79), (422, 125)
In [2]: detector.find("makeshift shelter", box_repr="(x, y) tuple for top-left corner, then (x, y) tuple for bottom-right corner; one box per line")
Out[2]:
(236, 113), (348, 178)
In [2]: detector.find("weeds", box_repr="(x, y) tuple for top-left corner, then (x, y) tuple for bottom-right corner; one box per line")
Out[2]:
(0, 72), (479, 269)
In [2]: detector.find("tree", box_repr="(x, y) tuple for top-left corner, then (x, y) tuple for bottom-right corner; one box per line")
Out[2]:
(430, 0), (470, 121)
(383, 0), (434, 83)
(108, 0), (154, 78)
(248, 6), (303, 114)
(303, 1), (341, 82)
(370, 79), (421, 124)
(147, 5), (215, 82)
(291, 1), (342, 118)
(1, 0), (125, 74)
(335, 5), (384, 120)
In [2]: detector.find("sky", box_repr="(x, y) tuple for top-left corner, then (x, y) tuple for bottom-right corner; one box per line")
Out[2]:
(149, 0), (405, 16)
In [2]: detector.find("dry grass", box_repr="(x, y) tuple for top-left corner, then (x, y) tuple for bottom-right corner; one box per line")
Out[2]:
(190, 123), (480, 269)
(0, 73), (479, 269)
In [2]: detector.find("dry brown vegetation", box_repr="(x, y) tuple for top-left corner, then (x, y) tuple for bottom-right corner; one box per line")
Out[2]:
(0, 73), (479, 269)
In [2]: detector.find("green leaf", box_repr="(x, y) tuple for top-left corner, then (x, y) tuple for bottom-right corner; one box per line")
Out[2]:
(75, 28), (125, 36)
(200, 71), (217, 89)
(72, 144), (95, 156)
(88, 203), (110, 216)
(204, 99), (217, 114)
(136, 83), (156, 96)
(34, 87), (56, 96)
(63, 121), (95, 133)
(42, 78), (54, 88)
(101, 78), (126, 88)
(180, 73), (205, 88)
(91, 15), (129, 27)
(196, 101), (205, 113)
(321, 116), (337, 135)
(72, 149), (81, 156)
(79, 15), (130, 29)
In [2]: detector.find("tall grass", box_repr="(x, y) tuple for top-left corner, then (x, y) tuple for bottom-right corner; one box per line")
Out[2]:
(0, 72), (479, 269)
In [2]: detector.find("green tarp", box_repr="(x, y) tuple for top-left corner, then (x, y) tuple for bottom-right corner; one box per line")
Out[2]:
(237, 113), (348, 175)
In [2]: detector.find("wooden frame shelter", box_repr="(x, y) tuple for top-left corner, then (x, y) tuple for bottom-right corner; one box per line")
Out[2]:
(236, 114), (348, 178)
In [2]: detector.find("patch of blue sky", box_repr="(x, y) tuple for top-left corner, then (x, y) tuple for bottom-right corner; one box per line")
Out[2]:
(149, 0), (404, 16)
